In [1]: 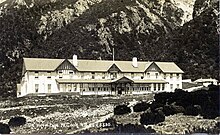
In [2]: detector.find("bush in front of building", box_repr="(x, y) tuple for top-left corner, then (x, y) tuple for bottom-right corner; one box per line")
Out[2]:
(149, 102), (164, 111)
(184, 105), (202, 116)
(154, 92), (171, 105)
(140, 109), (165, 125)
(133, 102), (150, 112)
(114, 105), (131, 115)
(163, 104), (185, 116)
(0, 123), (11, 134)
(8, 116), (26, 127)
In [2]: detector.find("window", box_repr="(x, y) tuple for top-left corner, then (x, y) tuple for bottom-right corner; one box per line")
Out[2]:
(131, 73), (134, 78)
(47, 71), (51, 78)
(158, 84), (161, 90)
(164, 74), (166, 79)
(147, 73), (150, 78)
(35, 84), (39, 93)
(59, 71), (63, 74)
(177, 84), (180, 89)
(176, 74), (180, 79)
(69, 71), (74, 74)
(69, 71), (74, 78)
(170, 74), (173, 79)
(68, 84), (72, 92)
(162, 84), (165, 90)
(102, 73), (105, 79)
(141, 73), (144, 79)
(59, 71), (63, 78)
(155, 73), (158, 79)
(81, 72), (84, 78)
(35, 71), (39, 78)
(110, 72), (117, 79)
(48, 84), (51, 93)
(92, 72), (95, 79)
(170, 84), (173, 90)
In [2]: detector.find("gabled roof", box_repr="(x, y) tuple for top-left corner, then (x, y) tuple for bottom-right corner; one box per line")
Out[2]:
(155, 62), (184, 73)
(23, 57), (184, 73)
(113, 76), (134, 83)
(23, 58), (64, 71)
(69, 59), (113, 72)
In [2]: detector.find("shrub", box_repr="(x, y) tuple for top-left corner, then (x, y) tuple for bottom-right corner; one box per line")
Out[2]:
(133, 102), (150, 112)
(114, 105), (131, 115)
(163, 104), (185, 116)
(150, 102), (164, 111)
(184, 105), (202, 116)
(0, 123), (11, 134)
(154, 92), (170, 104)
(140, 109), (165, 125)
(8, 116), (26, 127)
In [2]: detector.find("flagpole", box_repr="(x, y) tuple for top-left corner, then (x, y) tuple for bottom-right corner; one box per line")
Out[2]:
(112, 46), (115, 62)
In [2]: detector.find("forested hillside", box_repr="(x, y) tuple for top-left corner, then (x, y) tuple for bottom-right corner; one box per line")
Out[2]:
(0, 0), (218, 97)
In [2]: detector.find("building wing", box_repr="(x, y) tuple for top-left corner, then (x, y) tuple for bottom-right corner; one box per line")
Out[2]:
(154, 62), (184, 73)
(23, 58), (64, 71)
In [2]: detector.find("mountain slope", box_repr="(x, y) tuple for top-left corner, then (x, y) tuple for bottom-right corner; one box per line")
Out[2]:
(0, 0), (218, 97)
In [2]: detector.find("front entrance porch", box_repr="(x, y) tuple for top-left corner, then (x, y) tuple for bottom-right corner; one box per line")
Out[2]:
(111, 76), (133, 95)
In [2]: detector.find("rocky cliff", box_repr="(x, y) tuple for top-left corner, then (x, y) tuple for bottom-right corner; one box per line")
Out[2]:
(0, 0), (218, 97)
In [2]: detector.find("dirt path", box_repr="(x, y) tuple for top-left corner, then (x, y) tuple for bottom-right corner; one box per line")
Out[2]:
(0, 104), (78, 111)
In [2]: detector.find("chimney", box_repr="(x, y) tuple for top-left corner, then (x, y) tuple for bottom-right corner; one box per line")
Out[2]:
(73, 54), (78, 67)
(132, 57), (138, 68)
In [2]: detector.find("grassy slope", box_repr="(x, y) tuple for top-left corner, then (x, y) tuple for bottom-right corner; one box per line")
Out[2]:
(0, 94), (153, 133)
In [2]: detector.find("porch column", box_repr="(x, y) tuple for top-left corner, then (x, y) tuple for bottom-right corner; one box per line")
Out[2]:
(151, 83), (154, 92)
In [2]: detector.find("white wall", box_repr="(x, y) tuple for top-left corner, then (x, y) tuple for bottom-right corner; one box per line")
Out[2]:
(19, 69), (183, 97)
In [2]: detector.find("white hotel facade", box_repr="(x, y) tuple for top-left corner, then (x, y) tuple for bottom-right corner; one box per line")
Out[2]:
(17, 55), (184, 97)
